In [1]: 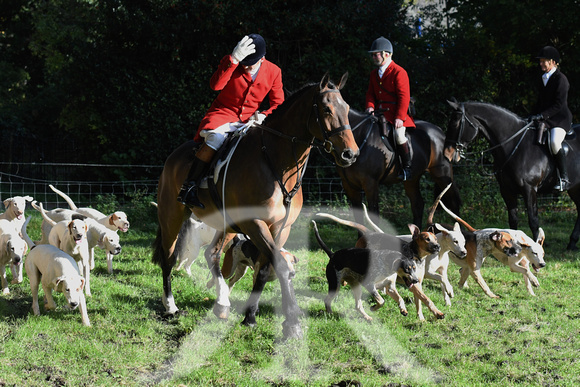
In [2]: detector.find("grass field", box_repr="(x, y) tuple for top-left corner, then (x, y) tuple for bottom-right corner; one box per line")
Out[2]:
(1, 203), (579, 386)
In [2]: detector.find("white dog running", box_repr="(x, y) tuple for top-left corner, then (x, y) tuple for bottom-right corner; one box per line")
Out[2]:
(1, 195), (34, 284)
(0, 219), (28, 294)
(21, 218), (90, 326)
(49, 185), (129, 233)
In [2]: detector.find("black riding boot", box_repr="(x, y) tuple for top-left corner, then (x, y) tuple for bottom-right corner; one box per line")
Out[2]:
(397, 142), (412, 181)
(554, 148), (570, 191)
(177, 159), (210, 208)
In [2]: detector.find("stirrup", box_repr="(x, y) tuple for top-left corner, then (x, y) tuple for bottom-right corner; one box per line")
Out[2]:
(177, 183), (205, 208)
(397, 168), (411, 181)
(554, 178), (570, 192)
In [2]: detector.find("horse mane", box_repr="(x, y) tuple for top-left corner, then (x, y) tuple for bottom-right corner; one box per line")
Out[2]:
(466, 101), (523, 122)
(266, 79), (342, 122)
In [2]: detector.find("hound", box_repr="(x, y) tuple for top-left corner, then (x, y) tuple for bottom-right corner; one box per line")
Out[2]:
(38, 203), (92, 296)
(1, 195), (33, 284)
(21, 218), (90, 326)
(174, 215), (216, 276)
(393, 185), (467, 307)
(312, 220), (419, 321)
(0, 219), (28, 294)
(49, 185), (130, 233)
(315, 213), (445, 320)
(479, 227), (546, 296)
(439, 202), (522, 298)
(84, 218), (122, 274)
(150, 201), (216, 276)
(32, 201), (122, 274)
(214, 236), (298, 293)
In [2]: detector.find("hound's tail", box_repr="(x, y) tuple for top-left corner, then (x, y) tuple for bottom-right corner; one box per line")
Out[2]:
(49, 184), (78, 210)
(361, 203), (384, 233)
(21, 216), (36, 250)
(315, 212), (371, 235)
(311, 220), (334, 259)
(30, 201), (57, 227)
(426, 183), (452, 226)
(439, 201), (477, 232)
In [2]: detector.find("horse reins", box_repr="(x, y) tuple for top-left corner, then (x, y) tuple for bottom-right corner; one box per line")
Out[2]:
(455, 103), (535, 175)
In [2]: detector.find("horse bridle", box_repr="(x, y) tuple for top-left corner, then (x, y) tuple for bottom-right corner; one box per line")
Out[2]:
(312, 89), (352, 153)
(453, 102), (535, 174)
(450, 103), (481, 156)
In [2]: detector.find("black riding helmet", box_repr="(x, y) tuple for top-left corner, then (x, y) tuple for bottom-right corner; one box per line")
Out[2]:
(536, 46), (560, 63)
(368, 36), (393, 54)
(240, 33), (266, 66)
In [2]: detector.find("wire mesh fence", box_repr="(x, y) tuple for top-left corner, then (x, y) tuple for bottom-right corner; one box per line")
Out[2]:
(0, 161), (573, 213)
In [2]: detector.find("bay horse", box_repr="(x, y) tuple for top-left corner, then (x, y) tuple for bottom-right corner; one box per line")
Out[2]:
(444, 100), (580, 250)
(153, 73), (359, 339)
(335, 109), (462, 229)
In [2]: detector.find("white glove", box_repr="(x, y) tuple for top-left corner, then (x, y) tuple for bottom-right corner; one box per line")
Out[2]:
(231, 36), (256, 64)
(256, 113), (266, 124)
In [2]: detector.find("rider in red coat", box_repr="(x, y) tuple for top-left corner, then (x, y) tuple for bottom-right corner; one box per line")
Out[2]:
(178, 34), (284, 208)
(365, 36), (415, 181)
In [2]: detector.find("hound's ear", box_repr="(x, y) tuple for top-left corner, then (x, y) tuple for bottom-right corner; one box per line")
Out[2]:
(447, 99), (460, 110)
(24, 196), (34, 202)
(453, 222), (461, 232)
(79, 277), (85, 291)
(3, 198), (12, 208)
(53, 277), (65, 291)
(490, 231), (502, 242)
(408, 224), (420, 238)
(537, 227), (546, 246)
(518, 235), (531, 247)
(337, 72), (349, 90)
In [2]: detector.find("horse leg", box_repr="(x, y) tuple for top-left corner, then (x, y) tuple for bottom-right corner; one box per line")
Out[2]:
(522, 185), (540, 241)
(499, 185), (519, 231)
(241, 258), (271, 327)
(153, 201), (189, 315)
(242, 220), (303, 339)
(403, 179), (425, 228)
(205, 231), (236, 319)
(566, 188), (580, 250)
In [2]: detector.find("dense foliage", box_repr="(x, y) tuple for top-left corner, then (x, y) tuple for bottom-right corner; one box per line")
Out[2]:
(1, 0), (579, 177)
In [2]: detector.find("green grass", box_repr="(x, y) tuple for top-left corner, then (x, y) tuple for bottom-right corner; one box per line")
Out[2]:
(1, 206), (579, 386)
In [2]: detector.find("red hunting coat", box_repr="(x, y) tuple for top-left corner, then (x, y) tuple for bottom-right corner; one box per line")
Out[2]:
(365, 60), (415, 128)
(194, 55), (284, 142)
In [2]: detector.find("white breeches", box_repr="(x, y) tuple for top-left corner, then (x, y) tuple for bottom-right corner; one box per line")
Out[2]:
(395, 126), (408, 145)
(549, 127), (566, 155)
(200, 122), (244, 150)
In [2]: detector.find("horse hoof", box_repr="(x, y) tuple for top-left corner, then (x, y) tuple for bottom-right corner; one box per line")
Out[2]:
(282, 321), (303, 340)
(213, 303), (230, 320)
(241, 316), (257, 327)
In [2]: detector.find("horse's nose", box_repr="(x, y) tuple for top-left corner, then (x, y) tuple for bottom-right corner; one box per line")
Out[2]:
(341, 148), (358, 164)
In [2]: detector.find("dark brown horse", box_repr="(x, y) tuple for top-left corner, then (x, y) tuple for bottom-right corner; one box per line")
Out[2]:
(153, 73), (359, 339)
(336, 109), (461, 228)
(445, 100), (580, 250)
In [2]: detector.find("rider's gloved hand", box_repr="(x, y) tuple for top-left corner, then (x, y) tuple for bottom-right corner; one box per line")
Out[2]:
(527, 113), (543, 123)
(231, 36), (256, 64)
(365, 107), (375, 115)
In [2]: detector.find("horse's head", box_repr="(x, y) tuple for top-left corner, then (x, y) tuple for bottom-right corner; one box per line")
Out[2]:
(312, 72), (359, 167)
(444, 100), (480, 163)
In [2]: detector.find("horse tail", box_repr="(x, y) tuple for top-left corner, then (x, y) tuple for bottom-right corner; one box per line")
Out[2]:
(152, 226), (167, 267)
(439, 201), (477, 232)
(311, 220), (334, 259)
(315, 212), (371, 235)
(427, 183), (452, 226)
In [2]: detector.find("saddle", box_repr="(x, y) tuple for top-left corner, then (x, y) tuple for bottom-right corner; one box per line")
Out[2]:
(535, 122), (578, 145)
(376, 114), (414, 167)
